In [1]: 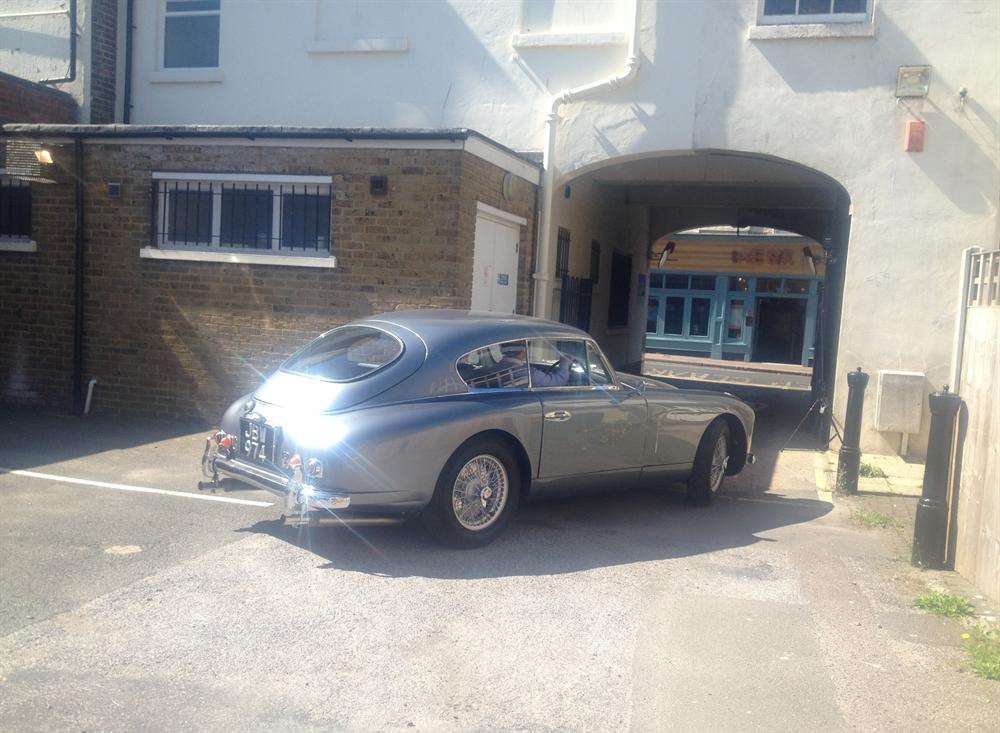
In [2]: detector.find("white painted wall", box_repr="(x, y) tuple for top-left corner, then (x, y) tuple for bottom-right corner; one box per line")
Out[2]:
(100, 0), (1000, 455)
(548, 176), (648, 367)
(0, 0), (94, 121)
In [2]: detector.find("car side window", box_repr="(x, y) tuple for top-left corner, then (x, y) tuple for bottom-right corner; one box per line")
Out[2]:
(527, 339), (588, 388)
(456, 340), (530, 389)
(587, 342), (614, 387)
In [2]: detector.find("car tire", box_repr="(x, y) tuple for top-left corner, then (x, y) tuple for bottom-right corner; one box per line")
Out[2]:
(422, 438), (521, 548)
(686, 420), (731, 506)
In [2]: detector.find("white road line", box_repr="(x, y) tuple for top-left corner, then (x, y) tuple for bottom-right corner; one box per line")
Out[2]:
(2, 468), (273, 507)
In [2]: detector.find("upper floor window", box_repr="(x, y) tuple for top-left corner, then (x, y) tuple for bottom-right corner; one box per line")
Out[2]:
(0, 179), (31, 242)
(760, 0), (869, 24)
(164, 0), (220, 68)
(152, 173), (333, 255)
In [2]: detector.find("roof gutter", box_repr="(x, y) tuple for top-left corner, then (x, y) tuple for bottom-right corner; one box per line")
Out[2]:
(532, 0), (641, 319)
(122, 0), (135, 123)
(40, 0), (78, 85)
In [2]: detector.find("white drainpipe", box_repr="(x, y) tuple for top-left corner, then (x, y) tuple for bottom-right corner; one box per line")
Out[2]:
(532, 0), (642, 319)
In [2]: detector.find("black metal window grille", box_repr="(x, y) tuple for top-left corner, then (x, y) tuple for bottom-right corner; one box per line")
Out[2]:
(607, 251), (632, 328)
(153, 178), (333, 253)
(559, 275), (593, 331)
(555, 227), (571, 278)
(0, 179), (32, 240)
(281, 192), (332, 249)
(590, 240), (601, 284)
(221, 187), (272, 248)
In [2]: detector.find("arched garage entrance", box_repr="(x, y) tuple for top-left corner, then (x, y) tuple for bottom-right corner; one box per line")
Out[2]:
(542, 149), (851, 444)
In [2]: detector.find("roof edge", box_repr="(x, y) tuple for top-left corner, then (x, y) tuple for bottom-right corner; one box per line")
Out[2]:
(0, 124), (542, 170)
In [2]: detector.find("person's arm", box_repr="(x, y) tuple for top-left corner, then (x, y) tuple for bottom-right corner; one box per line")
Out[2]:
(531, 355), (570, 387)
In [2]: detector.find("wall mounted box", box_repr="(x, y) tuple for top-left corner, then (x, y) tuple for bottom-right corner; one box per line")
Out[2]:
(874, 370), (926, 434)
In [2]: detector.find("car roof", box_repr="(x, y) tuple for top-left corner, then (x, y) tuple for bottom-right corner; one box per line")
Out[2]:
(357, 309), (590, 358)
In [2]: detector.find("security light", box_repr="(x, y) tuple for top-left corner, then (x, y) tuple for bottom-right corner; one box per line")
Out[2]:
(34, 149), (54, 165)
(656, 241), (676, 269)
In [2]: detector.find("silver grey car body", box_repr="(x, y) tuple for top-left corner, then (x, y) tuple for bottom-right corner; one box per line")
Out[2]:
(207, 310), (755, 514)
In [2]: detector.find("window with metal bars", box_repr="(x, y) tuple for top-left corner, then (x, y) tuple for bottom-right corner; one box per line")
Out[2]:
(0, 179), (32, 240)
(152, 174), (334, 254)
(555, 227), (571, 278)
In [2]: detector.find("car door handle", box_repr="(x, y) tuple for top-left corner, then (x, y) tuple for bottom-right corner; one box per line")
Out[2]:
(544, 410), (572, 422)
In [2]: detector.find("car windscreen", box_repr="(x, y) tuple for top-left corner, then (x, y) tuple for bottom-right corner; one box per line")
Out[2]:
(281, 326), (403, 382)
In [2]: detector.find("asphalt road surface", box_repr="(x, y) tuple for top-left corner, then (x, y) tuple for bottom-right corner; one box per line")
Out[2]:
(1, 406), (996, 732)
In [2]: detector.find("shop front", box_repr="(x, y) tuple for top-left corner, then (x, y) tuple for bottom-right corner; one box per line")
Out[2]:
(644, 231), (825, 367)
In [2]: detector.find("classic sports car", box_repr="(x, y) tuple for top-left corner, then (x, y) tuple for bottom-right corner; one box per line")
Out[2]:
(202, 310), (755, 546)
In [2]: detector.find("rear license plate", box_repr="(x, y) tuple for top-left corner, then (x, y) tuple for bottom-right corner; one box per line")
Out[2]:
(240, 416), (280, 465)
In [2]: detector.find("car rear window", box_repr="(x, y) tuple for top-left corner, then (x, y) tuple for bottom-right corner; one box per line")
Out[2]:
(282, 326), (403, 382)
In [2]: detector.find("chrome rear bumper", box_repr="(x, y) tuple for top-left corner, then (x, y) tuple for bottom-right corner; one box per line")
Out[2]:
(204, 439), (350, 512)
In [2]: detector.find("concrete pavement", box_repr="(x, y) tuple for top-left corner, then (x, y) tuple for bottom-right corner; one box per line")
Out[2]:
(1, 406), (996, 731)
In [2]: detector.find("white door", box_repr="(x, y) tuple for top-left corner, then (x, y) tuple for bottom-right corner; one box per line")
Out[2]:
(471, 213), (519, 313)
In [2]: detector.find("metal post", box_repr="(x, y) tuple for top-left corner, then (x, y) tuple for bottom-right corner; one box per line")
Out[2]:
(912, 387), (962, 569)
(835, 367), (869, 494)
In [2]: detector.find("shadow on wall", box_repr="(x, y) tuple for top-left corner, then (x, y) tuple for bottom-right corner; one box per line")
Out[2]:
(752, 7), (998, 217)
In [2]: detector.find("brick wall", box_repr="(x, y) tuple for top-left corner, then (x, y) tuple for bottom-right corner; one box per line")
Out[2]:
(0, 72), (77, 124)
(0, 140), (537, 420)
(89, 0), (118, 124)
(0, 143), (76, 408)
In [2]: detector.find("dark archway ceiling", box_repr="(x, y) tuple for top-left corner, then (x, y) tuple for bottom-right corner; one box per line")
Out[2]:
(586, 150), (850, 243)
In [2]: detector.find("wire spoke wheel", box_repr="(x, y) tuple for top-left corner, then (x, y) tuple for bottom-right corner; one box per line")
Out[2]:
(452, 454), (508, 531)
(709, 432), (729, 493)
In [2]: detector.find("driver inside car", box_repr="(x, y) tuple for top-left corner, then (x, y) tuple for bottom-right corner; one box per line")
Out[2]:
(493, 343), (572, 387)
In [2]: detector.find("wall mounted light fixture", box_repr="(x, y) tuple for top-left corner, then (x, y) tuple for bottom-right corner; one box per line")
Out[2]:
(896, 65), (931, 99)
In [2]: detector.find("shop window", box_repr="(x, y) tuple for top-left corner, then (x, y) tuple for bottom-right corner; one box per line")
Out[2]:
(649, 272), (664, 289)
(153, 173), (334, 253)
(0, 179), (32, 240)
(646, 296), (659, 334)
(785, 279), (810, 294)
(607, 251), (632, 327)
(729, 276), (749, 292)
(726, 299), (746, 341)
(757, 278), (782, 294)
(164, 0), (221, 69)
(663, 296), (684, 335)
(690, 275), (716, 291)
(689, 297), (712, 337)
(663, 273), (688, 289)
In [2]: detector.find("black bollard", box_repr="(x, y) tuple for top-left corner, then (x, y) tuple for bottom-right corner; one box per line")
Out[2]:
(835, 367), (869, 495)
(912, 386), (962, 569)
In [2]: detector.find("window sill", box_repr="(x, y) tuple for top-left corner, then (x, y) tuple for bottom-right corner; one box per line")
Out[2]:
(748, 22), (875, 40)
(139, 247), (337, 268)
(0, 239), (37, 253)
(307, 38), (408, 54)
(512, 31), (627, 49)
(149, 68), (224, 84)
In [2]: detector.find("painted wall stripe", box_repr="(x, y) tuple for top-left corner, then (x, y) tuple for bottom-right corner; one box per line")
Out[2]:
(3, 468), (273, 507)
